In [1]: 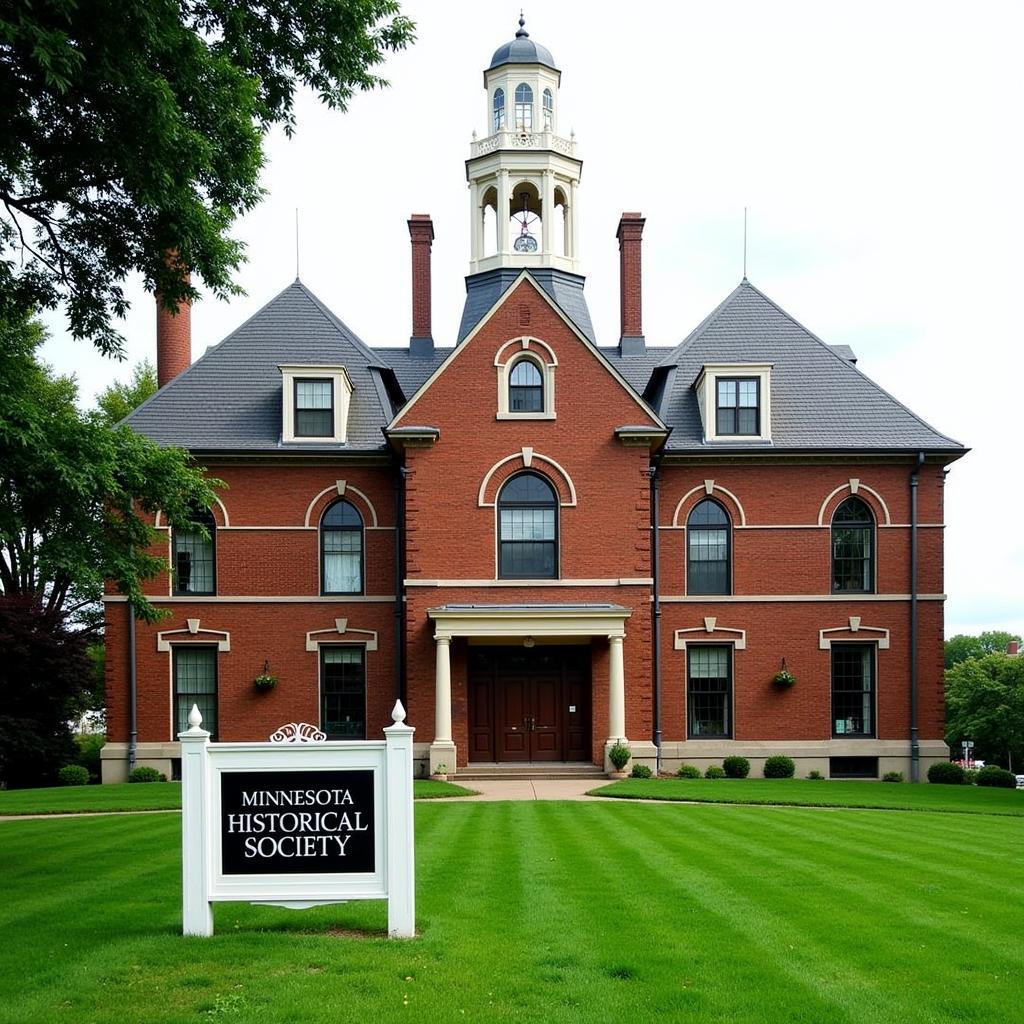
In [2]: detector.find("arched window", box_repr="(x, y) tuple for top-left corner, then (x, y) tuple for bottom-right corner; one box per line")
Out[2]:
(687, 499), (730, 595)
(542, 88), (553, 130)
(509, 358), (543, 412)
(515, 83), (533, 130)
(498, 472), (557, 578)
(173, 508), (216, 595)
(493, 87), (505, 132)
(321, 499), (363, 594)
(832, 497), (874, 593)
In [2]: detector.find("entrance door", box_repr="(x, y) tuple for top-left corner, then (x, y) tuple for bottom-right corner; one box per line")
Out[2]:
(468, 646), (591, 763)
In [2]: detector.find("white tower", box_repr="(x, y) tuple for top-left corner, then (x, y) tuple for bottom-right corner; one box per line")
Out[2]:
(466, 17), (582, 275)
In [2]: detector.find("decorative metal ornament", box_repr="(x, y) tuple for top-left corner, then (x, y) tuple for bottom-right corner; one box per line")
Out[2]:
(513, 191), (539, 252)
(269, 722), (327, 743)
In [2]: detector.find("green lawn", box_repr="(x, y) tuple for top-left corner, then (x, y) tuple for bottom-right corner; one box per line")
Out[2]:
(593, 777), (1024, 815)
(0, 779), (473, 816)
(0, 801), (1020, 1023)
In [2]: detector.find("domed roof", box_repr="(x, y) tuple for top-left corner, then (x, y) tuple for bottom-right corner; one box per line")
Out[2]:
(488, 16), (558, 72)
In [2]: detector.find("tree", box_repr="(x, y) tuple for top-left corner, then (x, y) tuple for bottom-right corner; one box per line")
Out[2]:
(945, 653), (1024, 772)
(945, 631), (1022, 668)
(95, 360), (158, 427)
(0, 305), (220, 629)
(0, 1), (414, 355)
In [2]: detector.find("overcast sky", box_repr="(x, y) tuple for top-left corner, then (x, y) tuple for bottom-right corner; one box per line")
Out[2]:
(40, 0), (1022, 639)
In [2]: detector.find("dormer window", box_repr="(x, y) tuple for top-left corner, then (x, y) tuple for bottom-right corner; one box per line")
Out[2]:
(716, 378), (760, 436)
(515, 83), (533, 130)
(695, 364), (772, 443)
(295, 379), (333, 437)
(279, 365), (352, 444)
(493, 87), (505, 131)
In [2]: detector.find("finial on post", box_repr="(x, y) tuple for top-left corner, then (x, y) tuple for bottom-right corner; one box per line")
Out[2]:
(517, 12), (528, 38)
(188, 704), (203, 730)
(391, 700), (407, 724)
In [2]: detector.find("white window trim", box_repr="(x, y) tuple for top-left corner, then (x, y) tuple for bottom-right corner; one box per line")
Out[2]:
(495, 338), (556, 420)
(695, 363), (773, 443)
(279, 364), (353, 444)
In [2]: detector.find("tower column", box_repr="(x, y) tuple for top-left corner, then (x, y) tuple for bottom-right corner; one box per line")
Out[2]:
(541, 169), (554, 254)
(497, 169), (511, 255)
(568, 179), (579, 261)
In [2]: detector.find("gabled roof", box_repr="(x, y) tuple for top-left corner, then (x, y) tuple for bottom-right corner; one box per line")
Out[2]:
(652, 279), (965, 454)
(124, 280), (397, 453)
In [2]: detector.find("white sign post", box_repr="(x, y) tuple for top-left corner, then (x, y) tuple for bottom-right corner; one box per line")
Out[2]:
(179, 701), (415, 938)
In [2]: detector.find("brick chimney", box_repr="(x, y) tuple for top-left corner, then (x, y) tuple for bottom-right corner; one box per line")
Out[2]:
(408, 214), (434, 358)
(616, 212), (646, 356)
(156, 259), (192, 388)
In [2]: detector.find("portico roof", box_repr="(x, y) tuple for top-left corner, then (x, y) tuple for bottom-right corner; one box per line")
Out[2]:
(427, 603), (631, 640)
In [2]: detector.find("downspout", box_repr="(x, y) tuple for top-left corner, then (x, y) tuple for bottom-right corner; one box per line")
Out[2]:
(395, 463), (409, 706)
(128, 603), (137, 773)
(649, 430), (671, 774)
(909, 450), (925, 782)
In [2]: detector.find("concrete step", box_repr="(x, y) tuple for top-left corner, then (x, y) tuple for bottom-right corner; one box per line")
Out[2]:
(455, 763), (605, 781)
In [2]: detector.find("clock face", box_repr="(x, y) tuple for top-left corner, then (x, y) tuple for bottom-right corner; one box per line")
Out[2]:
(514, 234), (539, 253)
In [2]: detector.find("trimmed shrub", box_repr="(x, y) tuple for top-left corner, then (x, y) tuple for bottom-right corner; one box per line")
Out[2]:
(723, 756), (751, 779)
(975, 765), (1017, 788)
(608, 742), (631, 771)
(74, 733), (106, 780)
(963, 769), (979, 785)
(806, 770), (825, 780)
(763, 755), (796, 779)
(630, 763), (653, 779)
(704, 765), (725, 779)
(57, 764), (89, 786)
(677, 764), (701, 779)
(882, 771), (904, 783)
(128, 765), (166, 784)
(927, 761), (966, 785)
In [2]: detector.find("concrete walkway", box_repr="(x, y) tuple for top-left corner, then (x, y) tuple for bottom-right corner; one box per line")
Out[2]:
(434, 778), (612, 801)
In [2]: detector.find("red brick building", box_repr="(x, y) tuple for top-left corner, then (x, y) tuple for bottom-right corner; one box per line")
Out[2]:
(102, 21), (965, 783)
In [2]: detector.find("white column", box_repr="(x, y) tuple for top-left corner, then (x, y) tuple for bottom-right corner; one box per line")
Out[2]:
(568, 178), (579, 262)
(468, 182), (480, 266)
(608, 635), (626, 743)
(434, 636), (452, 744)
(497, 170), (510, 255)
(179, 704), (213, 937)
(384, 700), (416, 939)
(541, 169), (554, 255)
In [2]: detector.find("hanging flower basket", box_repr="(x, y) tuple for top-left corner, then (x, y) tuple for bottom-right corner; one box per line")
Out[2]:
(253, 673), (278, 693)
(772, 669), (796, 688)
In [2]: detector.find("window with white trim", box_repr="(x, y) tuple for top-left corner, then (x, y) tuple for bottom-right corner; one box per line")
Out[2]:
(687, 645), (732, 738)
(279, 365), (352, 444)
(321, 646), (366, 739)
(174, 646), (217, 738)
(831, 644), (875, 738)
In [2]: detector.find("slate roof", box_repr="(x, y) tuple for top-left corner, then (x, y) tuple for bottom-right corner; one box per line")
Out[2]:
(651, 279), (965, 454)
(124, 280), (398, 453)
(458, 268), (595, 344)
(488, 18), (558, 72)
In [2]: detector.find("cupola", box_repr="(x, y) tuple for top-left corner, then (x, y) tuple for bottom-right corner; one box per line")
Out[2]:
(466, 16), (582, 274)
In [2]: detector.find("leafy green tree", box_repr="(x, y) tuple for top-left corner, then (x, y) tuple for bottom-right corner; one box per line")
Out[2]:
(945, 631), (1022, 668)
(0, 1), (414, 355)
(95, 360), (158, 427)
(945, 653), (1024, 772)
(0, 305), (220, 629)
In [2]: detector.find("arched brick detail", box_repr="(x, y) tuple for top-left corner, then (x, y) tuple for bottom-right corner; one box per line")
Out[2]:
(304, 480), (379, 528)
(478, 449), (576, 507)
(155, 495), (229, 529)
(818, 480), (891, 526)
(671, 483), (745, 528)
(493, 335), (558, 367)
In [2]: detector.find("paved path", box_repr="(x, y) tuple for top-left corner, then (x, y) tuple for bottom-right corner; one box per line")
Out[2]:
(434, 778), (611, 801)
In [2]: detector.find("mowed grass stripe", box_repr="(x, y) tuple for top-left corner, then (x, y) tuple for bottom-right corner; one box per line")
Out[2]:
(673, 805), (1024, 969)
(633, 804), (1016, 1023)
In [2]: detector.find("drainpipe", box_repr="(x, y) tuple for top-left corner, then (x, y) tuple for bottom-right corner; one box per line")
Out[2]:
(649, 431), (671, 773)
(395, 464), (410, 705)
(909, 450), (925, 782)
(128, 603), (137, 773)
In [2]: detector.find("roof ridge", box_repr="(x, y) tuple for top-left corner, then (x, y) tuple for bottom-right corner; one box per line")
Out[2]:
(659, 279), (749, 367)
(291, 281), (388, 369)
(740, 280), (965, 449)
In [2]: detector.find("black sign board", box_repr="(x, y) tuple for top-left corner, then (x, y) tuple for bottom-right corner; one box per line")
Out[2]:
(220, 769), (375, 875)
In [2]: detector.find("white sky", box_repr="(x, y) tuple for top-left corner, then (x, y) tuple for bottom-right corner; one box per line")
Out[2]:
(39, 0), (1023, 639)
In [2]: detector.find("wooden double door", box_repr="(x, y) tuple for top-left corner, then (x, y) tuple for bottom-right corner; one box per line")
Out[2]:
(468, 646), (591, 763)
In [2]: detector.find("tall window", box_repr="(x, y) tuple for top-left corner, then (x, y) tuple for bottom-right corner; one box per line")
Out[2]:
(321, 499), (363, 594)
(321, 647), (366, 739)
(493, 87), (505, 131)
(687, 499), (730, 595)
(174, 646), (217, 737)
(831, 644), (875, 737)
(832, 497), (874, 592)
(716, 377), (759, 435)
(173, 508), (216, 595)
(509, 359), (543, 412)
(295, 379), (333, 437)
(687, 646), (731, 738)
(498, 472), (557, 578)
(514, 82), (533, 130)
(542, 88), (553, 130)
